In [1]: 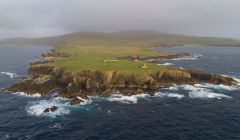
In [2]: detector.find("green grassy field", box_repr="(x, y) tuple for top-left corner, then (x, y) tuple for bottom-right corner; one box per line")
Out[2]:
(53, 40), (173, 73)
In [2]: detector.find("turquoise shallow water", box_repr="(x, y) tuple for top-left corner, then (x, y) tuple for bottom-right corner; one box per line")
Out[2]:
(0, 45), (240, 140)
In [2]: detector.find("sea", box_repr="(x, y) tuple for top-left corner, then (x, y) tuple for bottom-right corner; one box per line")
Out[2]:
(0, 45), (240, 140)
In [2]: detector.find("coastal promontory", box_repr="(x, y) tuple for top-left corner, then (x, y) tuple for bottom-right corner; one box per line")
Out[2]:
(4, 31), (240, 105)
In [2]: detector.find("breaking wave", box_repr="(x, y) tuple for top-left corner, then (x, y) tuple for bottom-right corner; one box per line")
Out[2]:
(106, 92), (186, 104)
(76, 96), (93, 105)
(169, 84), (232, 99)
(25, 96), (93, 117)
(189, 90), (231, 99)
(25, 82), (238, 117)
(154, 92), (184, 99)
(106, 94), (149, 104)
(171, 54), (202, 61)
(157, 63), (173, 66)
(103, 82), (236, 104)
(13, 92), (41, 98)
(26, 99), (70, 117)
(0, 72), (19, 78)
(195, 83), (239, 91)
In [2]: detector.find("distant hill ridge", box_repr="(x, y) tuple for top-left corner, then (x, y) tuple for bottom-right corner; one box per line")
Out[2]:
(1, 31), (239, 47)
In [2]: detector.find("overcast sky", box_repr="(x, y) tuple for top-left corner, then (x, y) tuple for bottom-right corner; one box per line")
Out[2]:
(0, 0), (239, 39)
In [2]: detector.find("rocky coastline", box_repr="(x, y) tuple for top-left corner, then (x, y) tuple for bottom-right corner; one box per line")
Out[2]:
(6, 50), (239, 108)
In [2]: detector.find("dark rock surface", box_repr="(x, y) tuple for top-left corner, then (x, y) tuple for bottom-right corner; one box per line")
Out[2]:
(68, 98), (84, 106)
(43, 106), (59, 113)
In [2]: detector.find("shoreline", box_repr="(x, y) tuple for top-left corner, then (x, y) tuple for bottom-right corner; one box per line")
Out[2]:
(6, 49), (239, 107)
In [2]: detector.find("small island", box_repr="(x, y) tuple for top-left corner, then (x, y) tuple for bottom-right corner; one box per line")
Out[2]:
(4, 31), (240, 106)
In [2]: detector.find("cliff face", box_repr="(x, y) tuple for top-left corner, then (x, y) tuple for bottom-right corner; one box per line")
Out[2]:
(7, 59), (237, 100)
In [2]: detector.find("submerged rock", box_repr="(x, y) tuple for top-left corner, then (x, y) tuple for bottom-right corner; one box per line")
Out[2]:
(68, 97), (84, 106)
(43, 106), (59, 113)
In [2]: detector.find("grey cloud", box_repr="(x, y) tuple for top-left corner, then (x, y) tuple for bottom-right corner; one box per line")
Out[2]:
(0, 0), (240, 39)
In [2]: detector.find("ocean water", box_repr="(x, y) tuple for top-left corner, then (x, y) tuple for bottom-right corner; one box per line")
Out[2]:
(0, 45), (240, 140)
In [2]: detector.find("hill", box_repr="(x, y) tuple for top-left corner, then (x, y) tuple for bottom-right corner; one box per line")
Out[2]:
(1, 31), (240, 47)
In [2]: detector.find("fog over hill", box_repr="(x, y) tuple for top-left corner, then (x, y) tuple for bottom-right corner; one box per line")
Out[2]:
(0, 0), (240, 39)
(1, 31), (240, 47)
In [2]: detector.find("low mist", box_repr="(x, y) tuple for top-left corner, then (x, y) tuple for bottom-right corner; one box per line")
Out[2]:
(0, 0), (239, 39)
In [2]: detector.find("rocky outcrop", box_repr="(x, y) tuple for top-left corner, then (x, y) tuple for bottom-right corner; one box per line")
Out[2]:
(189, 71), (235, 86)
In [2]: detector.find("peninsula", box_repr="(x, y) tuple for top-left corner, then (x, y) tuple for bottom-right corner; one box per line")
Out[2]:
(3, 31), (240, 105)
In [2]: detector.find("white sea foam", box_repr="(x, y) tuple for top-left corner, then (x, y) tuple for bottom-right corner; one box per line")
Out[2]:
(195, 83), (239, 91)
(154, 92), (185, 99)
(182, 85), (231, 99)
(189, 89), (232, 99)
(107, 94), (149, 104)
(171, 56), (197, 61)
(0, 72), (19, 78)
(168, 86), (179, 91)
(157, 63), (173, 66)
(171, 54), (202, 61)
(193, 54), (203, 57)
(234, 77), (240, 83)
(179, 85), (197, 91)
(13, 92), (41, 98)
(77, 96), (92, 105)
(167, 93), (185, 99)
(25, 96), (94, 117)
(232, 77), (240, 86)
(166, 84), (232, 99)
(26, 99), (70, 117)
